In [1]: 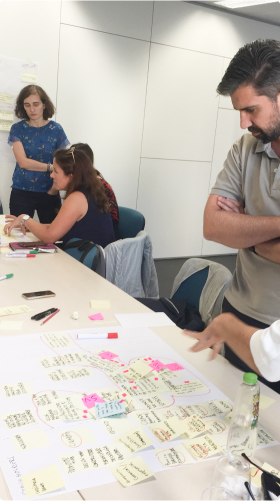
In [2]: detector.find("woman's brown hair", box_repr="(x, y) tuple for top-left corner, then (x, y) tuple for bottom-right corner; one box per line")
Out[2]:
(15, 85), (55, 120)
(53, 147), (109, 213)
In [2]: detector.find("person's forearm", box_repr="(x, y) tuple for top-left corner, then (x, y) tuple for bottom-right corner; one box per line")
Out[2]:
(213, 314), (260, 373)
(204, 206), (280, 248)
(24, 218), (57, 242)
(255, 238), (280, 264)
(18, 158), (49, 172)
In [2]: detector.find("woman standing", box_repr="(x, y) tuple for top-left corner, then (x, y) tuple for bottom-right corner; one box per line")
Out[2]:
(8, 85), (69, 223)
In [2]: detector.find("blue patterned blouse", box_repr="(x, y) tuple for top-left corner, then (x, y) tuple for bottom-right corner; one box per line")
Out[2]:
(8, 120), (70, 192)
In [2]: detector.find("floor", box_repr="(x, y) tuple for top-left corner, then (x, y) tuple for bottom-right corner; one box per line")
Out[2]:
(154, 254), (237, 297)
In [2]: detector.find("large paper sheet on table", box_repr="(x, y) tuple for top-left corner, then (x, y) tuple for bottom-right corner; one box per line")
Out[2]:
(0, 327), (277, 499)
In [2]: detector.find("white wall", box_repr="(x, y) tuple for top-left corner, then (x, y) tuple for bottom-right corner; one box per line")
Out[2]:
(0, 1), (279, 258)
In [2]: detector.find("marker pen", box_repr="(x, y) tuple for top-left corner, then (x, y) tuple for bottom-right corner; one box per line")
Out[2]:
(13, 250), (38, 254)
(6, 253), (36, 258)
(0, 273), (13, 281)
(77, 333), (118, 340)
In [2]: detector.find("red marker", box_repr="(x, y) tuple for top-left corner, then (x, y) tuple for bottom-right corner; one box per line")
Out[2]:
(6, 253), (36, 258)
(77, 333), (118, 340)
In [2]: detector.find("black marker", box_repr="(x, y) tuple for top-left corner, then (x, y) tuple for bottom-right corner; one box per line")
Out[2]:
(31, 308), (58, 321)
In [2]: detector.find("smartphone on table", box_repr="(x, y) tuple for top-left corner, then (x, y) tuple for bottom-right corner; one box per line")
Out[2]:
(22, 291), (56, 300)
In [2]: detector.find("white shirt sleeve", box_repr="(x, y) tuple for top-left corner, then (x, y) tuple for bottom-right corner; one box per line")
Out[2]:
(250, 320), (280, 382)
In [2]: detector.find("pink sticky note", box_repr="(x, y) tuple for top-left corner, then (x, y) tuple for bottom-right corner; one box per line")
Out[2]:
(184, 381), (189, 384)
(133, 386), (137, 389)
(149, 359), (165, 372)
(82, 393), (105, 409)
(83, 415), (87, 419)
(154, 377), (158, 381)
(165, 363), (184, 371)
(88, 312), (104, 320)
(123, 370), (129, 373)
(148, 358), (152, 360)
(144, 358), (148, 361)
(121, 364), (125, 367)
(122, 393), (127, 397)
(98, 351), (118, 361)
(129, 381), (134, 383)
(119, 399), (124, 403)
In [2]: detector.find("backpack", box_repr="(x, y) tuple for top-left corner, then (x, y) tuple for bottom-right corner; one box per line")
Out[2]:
(63, 238), (106, 277)
(136, 297), (205, 331)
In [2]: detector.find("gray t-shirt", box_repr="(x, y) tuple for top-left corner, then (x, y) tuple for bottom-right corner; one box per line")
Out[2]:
(211, 133), (280, 325)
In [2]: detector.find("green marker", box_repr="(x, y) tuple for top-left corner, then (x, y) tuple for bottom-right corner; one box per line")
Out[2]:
(0, 273), (13, 281)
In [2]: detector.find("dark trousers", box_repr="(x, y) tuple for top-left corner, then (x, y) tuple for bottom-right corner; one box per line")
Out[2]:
(10, 188), (61, 224)
(223, 297), (280, 394)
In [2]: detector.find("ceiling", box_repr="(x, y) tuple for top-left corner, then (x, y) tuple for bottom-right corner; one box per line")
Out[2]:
(192, 1), (280, 26)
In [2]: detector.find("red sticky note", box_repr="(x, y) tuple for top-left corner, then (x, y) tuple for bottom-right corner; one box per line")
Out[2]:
(165, 363), (184, 371)
(88, 313), (104, 321)
(82, 393), (105, 409)
(149, 359), (165, 372)
(98, 351), (118, 361)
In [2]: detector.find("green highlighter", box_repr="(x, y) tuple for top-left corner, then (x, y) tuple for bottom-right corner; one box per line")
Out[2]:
(0, 273), (13, 281)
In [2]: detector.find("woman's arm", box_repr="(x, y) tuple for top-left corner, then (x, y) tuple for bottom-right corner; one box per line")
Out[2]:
(5, 192), (87, 243)
(12, 141), (50, 172)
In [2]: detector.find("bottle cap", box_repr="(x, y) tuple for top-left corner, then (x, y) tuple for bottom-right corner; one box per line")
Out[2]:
(243, 372), (258, 384)
(108, 333), (118, 339)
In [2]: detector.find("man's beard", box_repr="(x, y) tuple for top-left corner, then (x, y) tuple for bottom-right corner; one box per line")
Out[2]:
(248, 106), (280, 144)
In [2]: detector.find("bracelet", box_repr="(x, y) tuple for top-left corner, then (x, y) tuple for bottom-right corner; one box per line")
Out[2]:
(47, 162), (52, 173)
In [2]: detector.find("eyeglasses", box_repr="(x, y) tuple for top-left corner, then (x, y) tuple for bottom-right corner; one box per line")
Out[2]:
(67, 146), (75, 164)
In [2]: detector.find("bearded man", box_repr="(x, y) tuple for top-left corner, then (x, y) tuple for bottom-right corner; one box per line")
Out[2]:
(203, 39), (280, 392)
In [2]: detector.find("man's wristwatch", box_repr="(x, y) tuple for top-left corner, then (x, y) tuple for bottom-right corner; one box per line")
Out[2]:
(21, 215), (31, 227)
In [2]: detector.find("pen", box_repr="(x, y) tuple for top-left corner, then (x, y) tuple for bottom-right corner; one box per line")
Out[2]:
(41, 309), (60, 325)
(31, 308), (58, 321)
(77, 333), (118, 340)
(13, 250), (38, 254)
(0, 273), (13, 281)
(6, 253), (36, 258)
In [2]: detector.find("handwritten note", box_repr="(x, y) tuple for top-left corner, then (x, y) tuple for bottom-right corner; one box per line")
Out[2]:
(149, 359), (166, 372)
(165, 362), (184, 371)
(91, 300), (111, 309)
(0, 122), (11, 132)
(39, 395), (94, 422)
(39, 355), (66, 369)
(82, 393), (105, 409)
(0, 92), (13, 104)
(137, 393), (171, 410)
(21, 465), (64, 497)
(62, 352), (85, 364)
(183, 434), (223, 460)
(154, 444), (192, 467)
(0, 110), (13, 121)
(60, 443), (130, 473)
(0, 305), (33, 317)
(110, 456), (154, 487)
(46, 367), (94, 382)
(1, 381), (33, 397)
(180, 415), (209, 439)
(42, 332), (74, 348)
(2, 409), (37, 429)
(150, 416), (186, 443)
(11, 429), (50, 452)
(122, 378), (169, 398)
(33, 391), (61, 407)
(59, 427), (96, 448)
(85, 353), (120, 374)
(164, 379), (209, 395)
(130, 409), (163, 427)
(95, 400), (126, 419)
(21, 72), (37, 83)
(115, 428), (152, 453)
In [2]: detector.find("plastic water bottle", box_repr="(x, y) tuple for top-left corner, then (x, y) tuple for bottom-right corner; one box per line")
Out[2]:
(227, 372), (260, 462)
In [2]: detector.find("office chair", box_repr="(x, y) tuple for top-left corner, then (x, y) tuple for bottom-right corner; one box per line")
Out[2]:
(117, 206), (145, 239)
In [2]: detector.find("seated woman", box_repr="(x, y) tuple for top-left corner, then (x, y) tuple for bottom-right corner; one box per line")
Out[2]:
(4, 146), (116, 248)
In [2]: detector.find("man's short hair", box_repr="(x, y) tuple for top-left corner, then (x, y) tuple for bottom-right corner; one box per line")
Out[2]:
(217, 39), (280, 99)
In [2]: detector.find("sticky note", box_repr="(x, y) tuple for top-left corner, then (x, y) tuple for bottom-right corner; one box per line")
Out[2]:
(182, 434), (223, 459)
(2, 409), (38, 429)
(21, 465), (64, 497)
(154, 444), (192, 467)
(180, 415), (209, 439)
(42, 332), (74, 348)
(251, 462), (280, 488)
(82, 393), (105, 409)
(0, 110), (13, 121)
(100, 417), (136, 436)
(115, 428), (152, 453)
(88, 313), (104, 320)
(149, 360), (166, 372)
(164, 379), (209, 395)
(90, 300), (111, 309)
(98, 351), (117, 361)
(1, 381), (33, 397)
(59, 427), (96, 447)
(0, 92), (13, 104)
(21, 72), (37, 83)
(259, 394), (275, 410)
(0, 305), (33, 317)
(95, 400), (126, 419)
(137, 394), (171, 410)
(0, 321), (24, 330)
(11, 429), (50, 452)
(110, 456), (154, 486)
(165, 363), (184, 371)
(60, 443), (130, 473)
(123, 360), (153, 380)
(0, 122), (11, 132)
(150, 416), (186, 443)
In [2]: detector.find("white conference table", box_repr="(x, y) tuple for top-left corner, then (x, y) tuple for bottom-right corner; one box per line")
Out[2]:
(0, 247), (279, 500)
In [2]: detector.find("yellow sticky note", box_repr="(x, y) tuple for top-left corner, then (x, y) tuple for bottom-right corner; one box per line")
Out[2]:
(11, 429), (50, 452)
(0, 305), (33, 317)
(0, 110), (13, 121)
(0, 122), (12, 132)
(150, 416), (186, 443)
(115, 428), (153, 453)
(1, 381), (33, 397)
(21, 465), (64, 497)
(0, 92), (13, 104)
(182, 434), (223, 460)
(251, 462), (280, 488)
(0, 321), (24, 330)
(180, 415), (210, 440)
(123, 360), (153, 380)
(259, 394), (275, 410)
(154, 444), (193, 467)
(42, 332), (74, 348)
(59, 427), (96, 447)
(110, 456), (154, 487)
(21, 72), (37, 83)
(1, 247), (11, 253)
(2, 409), (38, 429)
(101, 417), (136, 436)
(90, 300), (111, 309)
